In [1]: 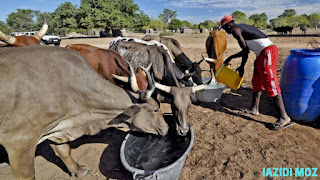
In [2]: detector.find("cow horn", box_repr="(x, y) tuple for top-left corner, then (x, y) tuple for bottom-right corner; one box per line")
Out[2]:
(192, 84), (207, 93)
(140, 66), (155, 100)
(112, 74), (129, 82)
(34, 14), (48, 40)
(192, 77), (212, 92)
(0, 30), (16, 45)
(204, 57), (215, 62)
(145, 62), (152, 72)
(125, 60), (139, 93)
(154, 82), (171, 93)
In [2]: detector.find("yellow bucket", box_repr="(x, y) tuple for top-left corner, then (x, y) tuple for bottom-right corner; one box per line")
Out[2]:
(215, 65), (244, 90)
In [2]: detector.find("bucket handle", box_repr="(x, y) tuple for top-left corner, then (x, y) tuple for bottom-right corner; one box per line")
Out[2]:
(215, 64), (225, 78)
(133, 171), (157, 180)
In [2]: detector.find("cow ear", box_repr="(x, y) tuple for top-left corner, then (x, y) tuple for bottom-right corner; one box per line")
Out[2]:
(108, 105), (141, 125)
(123, 105), (141, 117)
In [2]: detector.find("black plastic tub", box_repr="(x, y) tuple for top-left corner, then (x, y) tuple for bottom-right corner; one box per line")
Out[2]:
(120, 125), (194, 180)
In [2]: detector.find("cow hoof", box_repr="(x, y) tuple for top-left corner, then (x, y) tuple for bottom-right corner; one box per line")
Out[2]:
(191, 93), (197, 103)
(0, 162), (9, 168)
(71, 165), (91, 178)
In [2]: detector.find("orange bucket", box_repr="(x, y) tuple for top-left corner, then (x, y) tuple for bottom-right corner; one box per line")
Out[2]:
(215, 65), (244, 90)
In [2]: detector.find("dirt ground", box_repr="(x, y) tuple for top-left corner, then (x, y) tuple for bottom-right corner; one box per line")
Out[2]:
(0, 29), (320, 179)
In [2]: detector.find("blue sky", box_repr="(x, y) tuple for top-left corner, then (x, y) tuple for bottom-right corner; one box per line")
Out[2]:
(0, 0), (319, 24)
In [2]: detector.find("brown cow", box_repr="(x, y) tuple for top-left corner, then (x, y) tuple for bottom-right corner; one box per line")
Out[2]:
(205, 30), (227, 76)
(0, 14), (48, 47)
(66, 44), (150, 93)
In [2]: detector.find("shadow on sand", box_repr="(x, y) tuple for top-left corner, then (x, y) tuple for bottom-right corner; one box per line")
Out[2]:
(195, 86), (320, 129)
(0, 128), (132, 179)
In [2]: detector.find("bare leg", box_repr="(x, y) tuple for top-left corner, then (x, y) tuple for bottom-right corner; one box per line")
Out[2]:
(240, 91), (261, 115)
(49, 143), (90, 177)
(272, 93), (291, 128)
(250, 91), (261, 114)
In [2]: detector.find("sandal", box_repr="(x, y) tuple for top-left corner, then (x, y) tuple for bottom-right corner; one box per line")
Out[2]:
(271, 118), (294, 131)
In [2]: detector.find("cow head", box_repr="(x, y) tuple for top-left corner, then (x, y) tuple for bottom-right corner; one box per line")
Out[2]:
(154, 82), (207, 136)
(111, 103), (168, 136)
(143, 35), (203, 85)
(112, 61), (154, 101)
(0, 14), (48, 47)
(189, 60), (204, 85)
(205, 30), (227, 74)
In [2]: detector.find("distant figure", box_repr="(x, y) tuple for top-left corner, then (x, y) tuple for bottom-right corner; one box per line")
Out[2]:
(300, 25), (307, 35)
(273, 26), (293, 35)
(220, 15), (293, 130)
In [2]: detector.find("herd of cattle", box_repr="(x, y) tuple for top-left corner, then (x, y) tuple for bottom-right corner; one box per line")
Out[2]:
(0, 15), (227, 179)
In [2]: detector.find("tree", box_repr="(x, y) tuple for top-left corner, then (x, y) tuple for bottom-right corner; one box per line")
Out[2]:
(78, 0), (140, 29)
(180, 20), (192, 28)
(168, 18), (181, 30)
(6, 9), (39, 31)
(199, 20), (215, 29)
(145, 15), (166, 30)
(162, 9), (177, 23)
(0, 21), (11, 34)
(296, 14), (311, 28)
(134, 10), (150, 30)
(279, 9), (297, 17)
(310, 12), (320, 28)
(249, 13), (268, 29)
(231, 11), (249, 24)
(51, 2), (78, 33)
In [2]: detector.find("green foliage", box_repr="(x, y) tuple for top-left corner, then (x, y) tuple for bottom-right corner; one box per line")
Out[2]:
(135, 10), (150, 29)
(180, 20), (192, 28)
(0, 21), (11, 34)
(232, 11), (248, 23)
(199, 20), (215, 29)
(6, 9), (39, 31)
(50, 2), (78, 34)
(249, 13), (268, 29)
(168, 18), (181, 30)
(269, 9), (314, 29)
(309, 12), (320, 28)
(296, 14), (311, 27)
(279, 9), (297, 18)
(144, 15), (166, 30)
(160, 30), (174, 36)
(162, 9), (177, 23)
(78, 0), (140, 29)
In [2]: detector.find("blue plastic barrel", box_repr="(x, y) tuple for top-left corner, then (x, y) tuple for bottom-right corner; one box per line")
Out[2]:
(280, 49), (320, 122)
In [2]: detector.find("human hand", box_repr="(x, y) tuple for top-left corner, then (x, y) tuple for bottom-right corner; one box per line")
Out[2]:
(236, 65), (245, 77)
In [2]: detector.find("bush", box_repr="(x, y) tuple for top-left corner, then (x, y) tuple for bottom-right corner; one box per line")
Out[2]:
(160, 30), (174, 36)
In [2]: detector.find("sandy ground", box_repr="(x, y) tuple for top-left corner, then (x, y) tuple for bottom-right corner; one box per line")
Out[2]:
(0, 29), (320, 179)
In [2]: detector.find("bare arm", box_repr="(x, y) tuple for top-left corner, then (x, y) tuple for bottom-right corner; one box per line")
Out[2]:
(224, 26), (249, 76)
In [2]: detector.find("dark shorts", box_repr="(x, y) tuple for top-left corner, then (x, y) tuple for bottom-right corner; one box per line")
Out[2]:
(252, 45), (281, 97)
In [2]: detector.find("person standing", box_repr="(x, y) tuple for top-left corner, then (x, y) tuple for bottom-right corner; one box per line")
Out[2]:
(220, 15), (292, 130)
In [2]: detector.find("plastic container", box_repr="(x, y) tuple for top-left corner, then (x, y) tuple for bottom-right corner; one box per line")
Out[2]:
(280, 49), (320, 122)
(196, 77), (225, 102)
(215, 64), (244, 90)
(120, 126), (194, 180)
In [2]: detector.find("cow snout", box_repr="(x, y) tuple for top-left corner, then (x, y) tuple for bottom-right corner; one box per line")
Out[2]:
(159, 125), (169, 136)
(176, 125), (189, 136)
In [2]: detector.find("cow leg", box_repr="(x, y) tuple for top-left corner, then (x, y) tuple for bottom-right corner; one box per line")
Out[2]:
(6, 142), (37, 179)
(49, 143), (90, 177)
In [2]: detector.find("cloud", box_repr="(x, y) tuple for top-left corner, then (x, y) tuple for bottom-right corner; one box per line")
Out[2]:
(161, 0), (320, 19)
